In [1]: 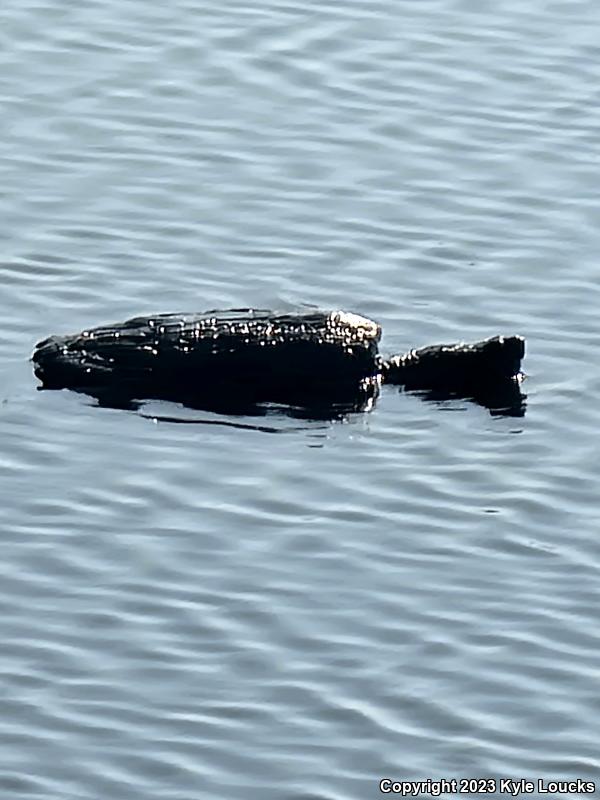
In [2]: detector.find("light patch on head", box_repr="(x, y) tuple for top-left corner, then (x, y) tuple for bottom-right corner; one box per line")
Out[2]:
(332, 311), (381, 339)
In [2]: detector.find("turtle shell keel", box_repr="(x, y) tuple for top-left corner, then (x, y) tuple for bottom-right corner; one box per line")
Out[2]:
(32, 309), (383, 408)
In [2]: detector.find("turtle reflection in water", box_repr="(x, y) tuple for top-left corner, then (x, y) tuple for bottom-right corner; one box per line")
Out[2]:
(32, 309), (526, 418)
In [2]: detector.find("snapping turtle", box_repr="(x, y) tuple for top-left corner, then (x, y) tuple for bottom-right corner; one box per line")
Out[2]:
(32, 309), (525, 415)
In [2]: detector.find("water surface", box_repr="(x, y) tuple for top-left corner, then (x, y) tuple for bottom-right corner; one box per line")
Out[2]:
(2, 0), (600, 797)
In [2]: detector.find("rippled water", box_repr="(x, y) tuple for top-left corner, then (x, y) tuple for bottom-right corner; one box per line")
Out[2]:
(2, 0), (600, 797)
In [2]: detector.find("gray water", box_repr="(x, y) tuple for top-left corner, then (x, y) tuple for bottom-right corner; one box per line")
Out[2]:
(2, 1), (600, 798)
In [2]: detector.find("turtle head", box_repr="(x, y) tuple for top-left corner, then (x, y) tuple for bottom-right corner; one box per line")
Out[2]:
(478, 335), (525, 380)
(382, 334), (525, 389)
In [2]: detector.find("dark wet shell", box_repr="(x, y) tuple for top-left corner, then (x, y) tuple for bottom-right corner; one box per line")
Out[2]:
(32, 309), (382, 405)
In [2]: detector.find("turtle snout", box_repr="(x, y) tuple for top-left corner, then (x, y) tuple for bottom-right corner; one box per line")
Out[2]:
(486, 335), (525, 378)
